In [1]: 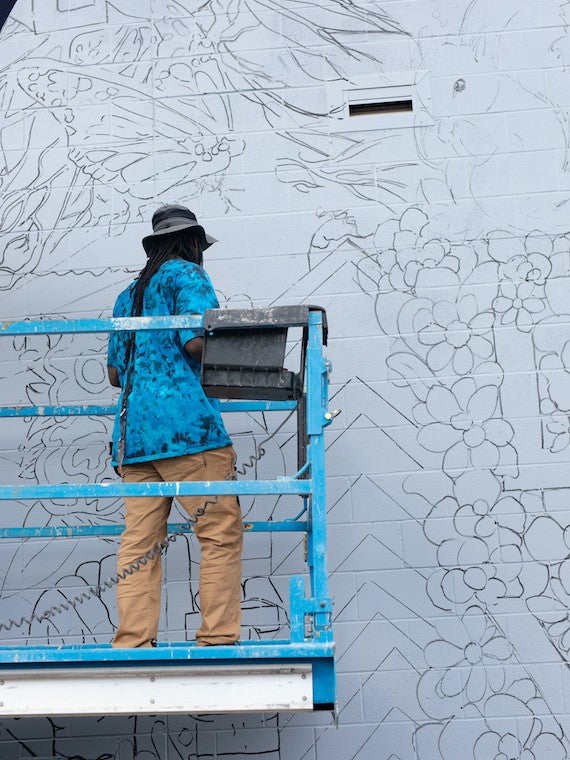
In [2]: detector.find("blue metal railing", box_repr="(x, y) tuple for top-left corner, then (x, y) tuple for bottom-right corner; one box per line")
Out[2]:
(0, 310), (336, 709)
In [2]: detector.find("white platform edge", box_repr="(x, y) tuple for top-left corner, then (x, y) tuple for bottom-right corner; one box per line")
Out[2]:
(0, 664), (313, 716)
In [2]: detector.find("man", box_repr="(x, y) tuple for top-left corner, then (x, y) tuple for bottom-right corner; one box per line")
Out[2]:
(107, 205), (242, 648)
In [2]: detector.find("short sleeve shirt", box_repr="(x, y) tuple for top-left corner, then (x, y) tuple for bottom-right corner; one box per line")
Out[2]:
(108, 259), (231, 465)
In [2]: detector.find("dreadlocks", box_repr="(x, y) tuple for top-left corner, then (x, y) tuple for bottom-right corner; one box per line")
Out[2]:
(131, 228), (203, 317)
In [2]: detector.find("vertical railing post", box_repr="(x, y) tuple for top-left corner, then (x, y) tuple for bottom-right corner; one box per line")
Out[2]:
(304, 311), (332, 637)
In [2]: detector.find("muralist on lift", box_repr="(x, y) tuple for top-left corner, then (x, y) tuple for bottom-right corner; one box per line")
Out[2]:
(107, 204), (243, 649)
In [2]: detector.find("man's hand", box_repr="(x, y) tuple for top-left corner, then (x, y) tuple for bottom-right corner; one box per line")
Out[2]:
(108, 365), (121, 387)
(184, 336), (204, 362)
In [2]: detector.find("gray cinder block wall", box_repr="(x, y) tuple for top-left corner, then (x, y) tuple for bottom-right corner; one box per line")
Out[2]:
(1, 1), (569, 758)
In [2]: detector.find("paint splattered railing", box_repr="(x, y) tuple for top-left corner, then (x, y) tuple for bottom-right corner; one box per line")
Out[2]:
(0, 309), (336, 715)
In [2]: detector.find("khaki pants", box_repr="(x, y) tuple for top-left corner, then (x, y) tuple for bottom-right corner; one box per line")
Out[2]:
(112, 445), (242, 648)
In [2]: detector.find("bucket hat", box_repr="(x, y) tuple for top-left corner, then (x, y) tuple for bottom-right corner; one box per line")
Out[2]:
(142, 204), (217, 255)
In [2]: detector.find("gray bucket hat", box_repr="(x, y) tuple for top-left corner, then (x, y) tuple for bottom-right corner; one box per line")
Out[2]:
(142, 204), (217, 255)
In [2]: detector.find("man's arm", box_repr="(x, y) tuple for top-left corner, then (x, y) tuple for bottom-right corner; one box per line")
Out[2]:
(108, 365), (121, 387)
(108, 338), (202, 383)
(184, 336), (204, 362)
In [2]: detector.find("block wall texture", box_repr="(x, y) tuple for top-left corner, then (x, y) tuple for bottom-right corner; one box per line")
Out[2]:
(0, 0), (569, 758)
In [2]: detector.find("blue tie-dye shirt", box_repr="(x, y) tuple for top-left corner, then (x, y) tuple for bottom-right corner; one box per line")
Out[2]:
(108, 258), (231, 465)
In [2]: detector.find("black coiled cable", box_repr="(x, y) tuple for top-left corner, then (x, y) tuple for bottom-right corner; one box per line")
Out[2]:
(0, 408), (297, 634)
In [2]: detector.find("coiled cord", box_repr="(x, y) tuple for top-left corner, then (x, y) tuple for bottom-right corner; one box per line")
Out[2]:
(0, 408), (297, 634)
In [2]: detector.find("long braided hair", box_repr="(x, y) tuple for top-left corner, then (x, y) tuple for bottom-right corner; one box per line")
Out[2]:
(131, 228), (203, 317)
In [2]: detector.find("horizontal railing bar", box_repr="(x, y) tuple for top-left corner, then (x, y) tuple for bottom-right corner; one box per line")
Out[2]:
(1, 315), (203, 336)
(0, 521), (308, 538)
(0, 404), (116, 418)
(223, 400), (297, 412)
(0, 640), (335, 664)
(1, 313), (316, 337)
(0, 400), (297, 417)
(0, 480), (312, 500)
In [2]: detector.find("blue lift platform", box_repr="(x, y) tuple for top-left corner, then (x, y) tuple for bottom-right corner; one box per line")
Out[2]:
(0, 306), (336, 715)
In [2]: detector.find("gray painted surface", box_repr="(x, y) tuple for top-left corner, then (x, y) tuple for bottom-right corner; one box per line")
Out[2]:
(0, 0), (569, 757)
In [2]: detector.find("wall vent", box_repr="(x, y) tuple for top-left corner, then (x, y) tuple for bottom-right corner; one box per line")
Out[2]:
(328, 71), (433, 132)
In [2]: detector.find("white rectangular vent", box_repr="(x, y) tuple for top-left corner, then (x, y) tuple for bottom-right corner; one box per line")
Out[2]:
(329, 71), (432, 132)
